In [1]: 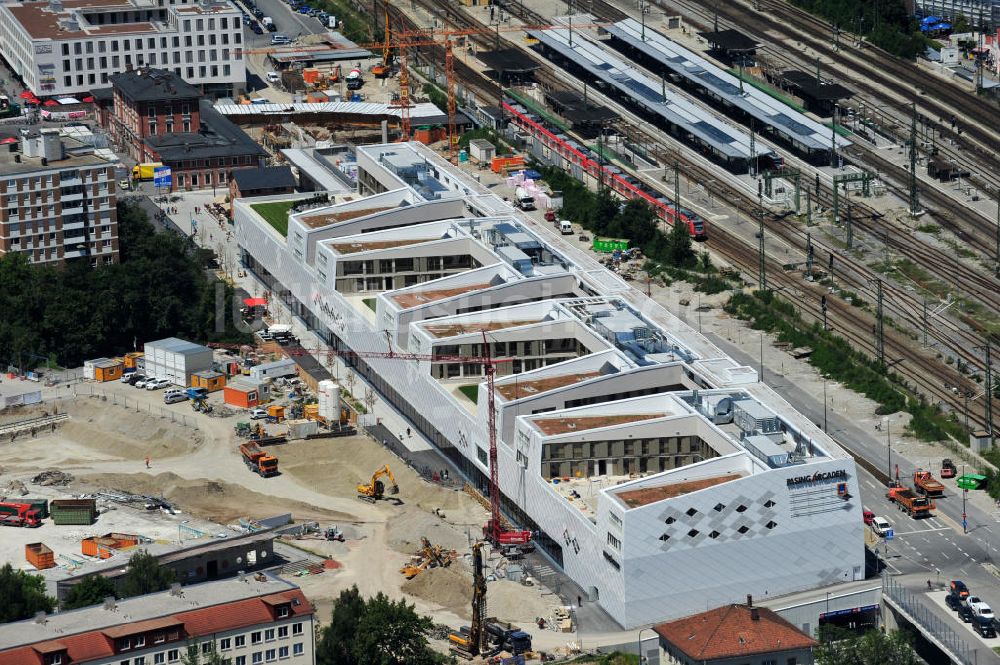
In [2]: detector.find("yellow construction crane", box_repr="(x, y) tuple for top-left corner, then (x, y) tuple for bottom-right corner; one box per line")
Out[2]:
(357, 464), (399, 503)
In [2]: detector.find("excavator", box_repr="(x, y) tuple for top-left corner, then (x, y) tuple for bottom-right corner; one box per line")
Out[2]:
(357, 464), (399, 503)
(370, 5), (391, 78)
(400, 536), (452, 579)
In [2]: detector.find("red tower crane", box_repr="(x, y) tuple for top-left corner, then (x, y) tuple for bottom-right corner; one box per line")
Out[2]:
(210, 334), (532, 548)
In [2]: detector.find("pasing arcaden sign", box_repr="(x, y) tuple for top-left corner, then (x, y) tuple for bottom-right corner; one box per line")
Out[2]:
(786, 469), (848, 487)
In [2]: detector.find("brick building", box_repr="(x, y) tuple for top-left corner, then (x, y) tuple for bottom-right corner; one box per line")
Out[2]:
(105, 68), (265, 191)
(0, 127), (119, 266)
(0, 576), (316, 665)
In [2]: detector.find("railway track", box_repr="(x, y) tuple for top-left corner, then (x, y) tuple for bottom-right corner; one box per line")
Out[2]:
(390, 0), (999, 432)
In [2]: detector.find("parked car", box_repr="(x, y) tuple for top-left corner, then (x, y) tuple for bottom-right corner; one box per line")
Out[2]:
(134, 376), (151, 388)
(249, 408), (268, 419)
(950, 580), (970, 599)
(958, 605), (974, 623)
(266, 71), (281, 83)
(968, 597), (993, 621)
(863, 509), (875, 525)
(120, 372), (135, 383)
(127, 373), (145, 386)
(974, 618), (996, 638)
(146, 378), (171, 391)
(119, 179), (131, 191)
(252, 23), (264, 34)
(870, 516), (892, 537)
(270, 34), (289, 45)
(164, 390), (187, 404)
(266, 22), (278, 31)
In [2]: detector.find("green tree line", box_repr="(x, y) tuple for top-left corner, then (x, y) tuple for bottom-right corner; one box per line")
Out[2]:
(0, 202), (249, 372)
(791, 0), (927, 58)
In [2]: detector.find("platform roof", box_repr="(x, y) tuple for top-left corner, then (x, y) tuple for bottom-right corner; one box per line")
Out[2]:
(545, 89), (618, 124)
(605, 18), (851, 151)
(781, 71), (854, 102)
(698, 29), (759, 52)
(478, 48), (541, 73)
(528, 27), (767, 160)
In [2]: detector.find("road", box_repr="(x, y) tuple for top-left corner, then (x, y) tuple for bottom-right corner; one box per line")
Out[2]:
(714, 334), (1000, 662)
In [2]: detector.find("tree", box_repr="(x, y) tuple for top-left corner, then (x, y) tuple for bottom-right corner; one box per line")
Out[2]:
(666, 217), (695, 267)
(118, 551), (175, 598)
(181, 641), (227, 665)
(0, 563), (55, 624)
(815, 625), (919, 665)
(317, 586), (447, 665)
(62, 574), (116, 610)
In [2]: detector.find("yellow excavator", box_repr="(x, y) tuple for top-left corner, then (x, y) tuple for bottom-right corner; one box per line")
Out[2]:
(357, 464), (399, 503)
(400, 536), (452, 579)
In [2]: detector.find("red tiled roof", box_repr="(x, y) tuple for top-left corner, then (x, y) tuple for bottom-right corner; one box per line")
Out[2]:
(654, 604), (817, 661)
(103, 616), (183, 638)
(0, 589), (313, 665)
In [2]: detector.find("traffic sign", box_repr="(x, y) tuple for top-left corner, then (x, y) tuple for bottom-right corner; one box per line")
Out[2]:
(153, 166), (172, 188)
(884, 528), (894, 541)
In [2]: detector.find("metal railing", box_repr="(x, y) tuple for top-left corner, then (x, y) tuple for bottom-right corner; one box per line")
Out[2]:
(882, 575), (977, 665)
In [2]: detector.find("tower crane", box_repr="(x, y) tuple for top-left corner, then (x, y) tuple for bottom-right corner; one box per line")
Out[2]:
(208, 332), (532, 548)
(244, 20), (609, 162)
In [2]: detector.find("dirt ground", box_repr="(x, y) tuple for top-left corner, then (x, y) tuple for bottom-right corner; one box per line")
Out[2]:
(0, 388), (569, 648)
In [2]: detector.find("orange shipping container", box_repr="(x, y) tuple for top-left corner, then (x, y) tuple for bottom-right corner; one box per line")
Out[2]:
(302, 68), (320, 84)
(224, 378), (261, 408)
(82, 533), (140, 559)
(25, 542), (55, 570)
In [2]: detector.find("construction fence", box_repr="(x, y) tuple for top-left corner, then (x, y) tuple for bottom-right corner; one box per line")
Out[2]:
(72, 384), (200, 429)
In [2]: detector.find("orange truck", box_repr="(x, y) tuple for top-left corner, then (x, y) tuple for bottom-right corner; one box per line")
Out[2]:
(886, 485), (934, 518)
(239, 442), (279, 477)
(913, 470), (945, 497)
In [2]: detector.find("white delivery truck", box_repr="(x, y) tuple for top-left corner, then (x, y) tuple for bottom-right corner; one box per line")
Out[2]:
(559, 220), (574, 235)
(514, 186), (535, 211)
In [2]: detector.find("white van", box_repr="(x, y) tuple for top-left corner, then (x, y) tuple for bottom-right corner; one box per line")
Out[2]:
(266, 71), (281, 84)
(559, 220), (574, 235)
(270, 34), (290, 45)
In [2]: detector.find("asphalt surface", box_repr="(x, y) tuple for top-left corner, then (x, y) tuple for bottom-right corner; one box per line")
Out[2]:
(713, 333), (1000, 662)
(234, 0), (328, 50)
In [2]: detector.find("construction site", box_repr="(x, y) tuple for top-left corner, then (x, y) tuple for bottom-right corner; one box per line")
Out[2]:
(0, 376), (580, 660)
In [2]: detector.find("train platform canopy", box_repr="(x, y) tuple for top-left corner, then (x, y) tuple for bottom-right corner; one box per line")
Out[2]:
(545, 90), (617, 125)
(478, 48), (541, 73)
(698, 29), (759, 52)
(605, 18), (851, 153)
(781, 71), (853, 101)
(528, 27), (773, 163)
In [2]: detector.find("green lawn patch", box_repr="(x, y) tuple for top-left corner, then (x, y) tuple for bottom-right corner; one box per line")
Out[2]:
(251, 201), (295, 237)
(363, 298), (377, 312)
(459, 384), (479, 403)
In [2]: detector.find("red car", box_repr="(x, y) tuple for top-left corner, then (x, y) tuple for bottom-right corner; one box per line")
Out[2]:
(543, 210), (556, 222)
(863, 509), (875, 526)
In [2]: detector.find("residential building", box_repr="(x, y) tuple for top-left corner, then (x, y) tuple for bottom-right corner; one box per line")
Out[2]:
(0, 126), (118, 266)
(104, 68), (266, 191)
(0, 576), (315, 665)
(0, 0), (245, 99)
(233, 141), (866, 628)
(655, 598), (817, 665)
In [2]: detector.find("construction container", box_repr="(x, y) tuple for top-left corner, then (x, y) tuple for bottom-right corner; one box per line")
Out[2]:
(249, 358), (297, 382)
(84, 357), (123, 381)
(302, 68), (320, 85)
(21, 498), (49, 519)
(190, 370), (226, 392)
(286, 418), (319, 440)
(25, 543), (55, 570)
(50, 498), (97, 526)
(224, 377), (262, 409)
(267, 404), (285, 421)
(413, 127), (432, 144)
(82, 533), (139, 558)
(306, 91), (328, 103)
(468, 138), (495, 163)
(123, 351), (144, 369)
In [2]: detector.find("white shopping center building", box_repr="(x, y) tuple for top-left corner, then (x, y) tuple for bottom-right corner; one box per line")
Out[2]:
(0, 0), (245, 98)
(233, 141), (865, 628)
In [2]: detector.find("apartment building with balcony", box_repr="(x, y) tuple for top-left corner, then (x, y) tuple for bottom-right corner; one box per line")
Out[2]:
(0, 0), (245, 98)
(0, 126), (118, 265)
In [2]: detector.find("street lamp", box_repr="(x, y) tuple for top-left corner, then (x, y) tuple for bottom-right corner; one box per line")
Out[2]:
(822, 375), (828, 433)
(637, 627), (655, 664)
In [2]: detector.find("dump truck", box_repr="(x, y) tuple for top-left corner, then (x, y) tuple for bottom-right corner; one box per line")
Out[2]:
(0, 502), (42, 527)
(913, 470), (945, 497)
(240, 442), (279, 477)
(886, 485), (934, 518)
(485, 618), (533, 655)
(131, 161), (163, 180)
